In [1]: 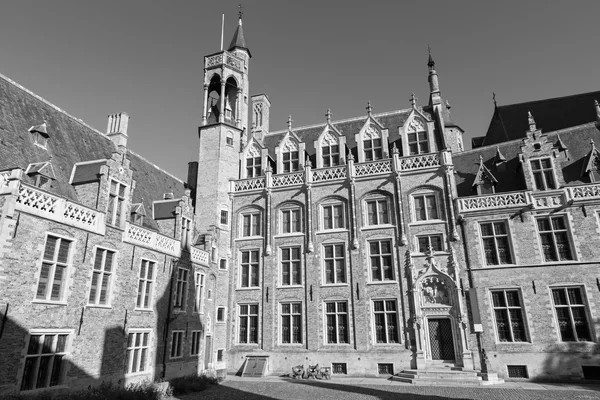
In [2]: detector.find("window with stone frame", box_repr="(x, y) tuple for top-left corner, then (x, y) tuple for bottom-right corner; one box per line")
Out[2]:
(124, 330), (150, 374)
(131, 212), (144, 225)
(194, 272), (205, 313)
(36, 235), (72, 302)
(281, 302), (302, 344)
(325, 301), (349, 344)
(551, 287), (592, 342)
(241, 211), (261, 237)
(365, 198), (390, 226)
(373, 300), (399, 344)
(369, 240), (394, 282)
(88, 247), (115, 306)
(173, 268), (189, 310)
(491, 290), (528, 342)
(280, 207), (302, 234)
(412, 193), (440, 221)
(240, 250), (260, 288)
(480, 221), (513, 265)
(536, 216), (574, 262)
(20, 332), (70, 391)
(191, 331), (201, 356)
(238, 304), (259, 344)
(282, 149), (299, 173)
(364, 137), (383, 161)
(246, 153), (262, 178)
(181, 217), (192, 249)
(281, 247), (301, 286)
(216, 307), (226, 322)
(323, 243), (346, 284)
(170, 331), (184, 358)
(530, 158), (556, 190)
(322, 203), (345, 230)
(322, 142), (340, 167)
(408, 131), (429, 155)
(136, 259), (155, 309)
(416, 234), (443, 253)
(107, 180), (126, 227)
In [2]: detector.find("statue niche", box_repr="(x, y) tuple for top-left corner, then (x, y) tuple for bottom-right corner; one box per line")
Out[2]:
(421, 276), (451, 305)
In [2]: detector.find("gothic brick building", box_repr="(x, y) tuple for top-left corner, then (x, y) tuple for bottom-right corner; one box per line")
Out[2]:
(1, 14), (600, 395)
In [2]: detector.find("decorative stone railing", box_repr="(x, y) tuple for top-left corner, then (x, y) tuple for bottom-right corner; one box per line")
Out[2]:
(354, 160), (392, 177)
(233, 177), (265, 192)
(457, 191), (530, 213)
(205, 51), (243, 71)
(0, 170), (11, 190)
(15, 183), (106, 234)
(205, 53), (223, 68)
(124, 222), (180, 257)
(272, 171), (305, 187)
(312, 165), (347, 182)
(191, 246), (210, 266)
(566, 184), (600, 201)
(400, 154), (440, 171)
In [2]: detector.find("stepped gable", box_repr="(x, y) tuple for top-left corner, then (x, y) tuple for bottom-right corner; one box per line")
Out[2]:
(479, 90), (600, 146)
(453, 122), (600, 197)
(0, 74), (185, 231)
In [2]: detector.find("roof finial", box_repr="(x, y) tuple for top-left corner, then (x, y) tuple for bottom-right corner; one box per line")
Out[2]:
(479, 154), (483, 164)
(410, 93), (418, 108)
(427, 45), (435, 69)
(591, 138), (595, 147)
(238, 4), (243, 24)
(366, 101), (372, 116)
(287, 115), (293, 130)
(493, 92), (497, 107)
(326, 108), (332, 123)
(528, 111), (536, 131)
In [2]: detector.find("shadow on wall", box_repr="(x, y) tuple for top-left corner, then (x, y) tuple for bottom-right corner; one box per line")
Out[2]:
(536, 337), (600, 384)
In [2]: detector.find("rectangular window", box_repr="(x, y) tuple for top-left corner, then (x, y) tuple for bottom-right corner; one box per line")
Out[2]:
(531, 158), (556, 190)
(536, 216), (574, 262)
(364, 138), (382, 161)
(413, 194), (439, 221)
(88, 248), (115, 306)
(281, 247), (301, 286)
(246, 155), (262, 178)
(136, 259), (155, 309)
(107, 180), (126, 227)
(217, 349), (224, 362)
(219, 258), (227, 270)
(281, 303), (302, 344)
(281, 208), (302, 234)
(238, 304), (259, 344)
(507, 365), (529, 378)
(408, 131), (429, 155)
(322, 144), (340, 167)
(332, 363), (347, 374)
(174, 268), (189, 310)
(170, 331), (184, 358)
(480, 221), (513, 265)
(324, 244), (346, 284)
(36, 235), (72, 302)
(369, 240), (394, 281)
(322, 204), (345, 230)
(194, 272), (205, 313)
(417, 235), (443, 253)
(240, 250), (260, 288)
(124, 331), (150, 374)
(491, 290), (527, 342)
(181, 217), (191, 249)
(191, 331), (201, 356)
(366, 199), (390, 225)
(217, 307), (225, 322)
(325, 301), (349, 344)
(242, 212), (261, 237)
(373, 300), (399, 344)
(283, 151), (299, 173)
(20, 332), (69, 391)
(552, 287), (592, 342)
(378, 363), (394, 375)
(220, 210), (228, 225)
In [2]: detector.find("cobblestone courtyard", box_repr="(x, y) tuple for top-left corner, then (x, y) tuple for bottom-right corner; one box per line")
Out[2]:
(179, 377), (600, 400)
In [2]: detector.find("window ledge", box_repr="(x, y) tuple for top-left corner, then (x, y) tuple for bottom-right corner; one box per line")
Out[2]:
(169, 356), (183, 360)
(235, 236), (264, 242)
(125, 371), (152, 378)
(31, 300), (68, 306)
(172, 309), (187, 314)
(362, 225), (395, 231)
(412, 251), (450, 257)
(321, 283), (349, 288)
(133, 308), (154, 313)
(274, 233), (305, 238)
(276, 285), (304, 289)
(236, 287), (261, 291)
(316, 229), (349, 235)
(366, 281), (398, 286)
(86, 304), (113, 309)
(495, 341), (532, 345)
(409, 220), (446, 226)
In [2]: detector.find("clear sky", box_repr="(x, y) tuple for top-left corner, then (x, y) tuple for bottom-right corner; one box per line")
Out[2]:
(1, 0), (599, 180)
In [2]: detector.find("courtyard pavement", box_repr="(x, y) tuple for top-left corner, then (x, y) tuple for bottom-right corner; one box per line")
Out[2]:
(179, 375), (600, 400)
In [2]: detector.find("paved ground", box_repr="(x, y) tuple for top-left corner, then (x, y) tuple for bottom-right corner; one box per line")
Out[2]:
(179, 376), (600, 400)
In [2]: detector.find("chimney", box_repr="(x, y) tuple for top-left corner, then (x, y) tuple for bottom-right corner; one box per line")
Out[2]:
(107, 112), (129, 147)
(251, 94), (271, 142)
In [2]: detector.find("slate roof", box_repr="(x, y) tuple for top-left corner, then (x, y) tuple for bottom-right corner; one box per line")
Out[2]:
(476, 90), (600, 147)
(453, 122), (600, 197)
(228, 20), (250, 57)
(0, 74), (186, 232)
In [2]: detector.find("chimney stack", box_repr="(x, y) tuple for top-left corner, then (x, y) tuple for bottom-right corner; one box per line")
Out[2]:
(107, 112), (129, 147)
(251, 94), (271, 142)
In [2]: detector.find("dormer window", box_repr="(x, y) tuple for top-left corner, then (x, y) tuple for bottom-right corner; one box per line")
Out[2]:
(25, 161), (55, 190)
(408, 131), (428, 155)
(29, 122), (49, 150)
(364, 137), (382, 161)
(246, 154), (262, 178)
(322, 143), (340, 167)
(531, 158), (556, 190)
(283, 149), (299, 173)
(132, 213), (143, 225)
(130, 203), (146, 226)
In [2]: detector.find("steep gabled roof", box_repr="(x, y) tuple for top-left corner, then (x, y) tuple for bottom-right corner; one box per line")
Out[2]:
(228, 19), (251, 57)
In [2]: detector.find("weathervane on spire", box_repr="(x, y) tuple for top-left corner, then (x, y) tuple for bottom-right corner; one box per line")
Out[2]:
(238, 4), (243, 19)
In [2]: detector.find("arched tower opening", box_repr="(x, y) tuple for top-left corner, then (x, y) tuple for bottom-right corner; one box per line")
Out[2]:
(206, 74), (222, 124)
(225, 77), (239, 124)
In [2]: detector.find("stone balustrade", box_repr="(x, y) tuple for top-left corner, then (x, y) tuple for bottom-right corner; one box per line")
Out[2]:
(191, 246), (210, 266)
(205, 51), (244, 71)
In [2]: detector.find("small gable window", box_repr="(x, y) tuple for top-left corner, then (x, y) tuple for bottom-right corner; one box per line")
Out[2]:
(283, 149), (299, 173)
(408, 131), (428, 155)
(530, 158), (556, 190)
(130, 203), (146, 226)
(26, 161), (55, 190)
(246, 153), (262, 178)
(29, 122), (49, 149)
(364, 137), (382, 162)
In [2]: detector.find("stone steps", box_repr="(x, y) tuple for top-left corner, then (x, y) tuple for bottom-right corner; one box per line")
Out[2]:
(391, 367), (504, 386)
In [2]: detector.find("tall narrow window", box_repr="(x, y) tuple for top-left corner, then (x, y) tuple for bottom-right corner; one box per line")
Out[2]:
(369, 240), (394, 281)
(325, 301), (348, 344)
(240, 250), (260, 288)
(220, 210), (228, 225)
(181, 217), (191, 249)
(413, 193), (439, 221)
(124, 331), (150, 374)
(170, 331), (184, 358)
(552, 287), (592, 342)
(174, 268), (189, 310)
(281, 247), (301, 286)
(322, 143), (340, 167)
(88, 248), (115, 306)
(366, 199), (390, 225)
(281, 208), (302, 234)
(194, 272), (205, 313)
(373, 300), (399, 343)
(323, 244), (346, 284)
(281, 303), (302, 344)
(282, 150), (299, 173)
(364, 138), (382, 161)
(408, 131), (429, 155)
(238, 304), (259, 344)
(107, 180), (126, 227)
(491, 290), (527, 342)
(191, 331), (201, 356)
(322, 203), (345, 230)
(246, 154), (262, 177)
(241, 212), (261, 237)
(36, 235), (72, 302)
(20, 332), (69, 391)
(536, 216), (573, 262)
(531, 158), (556, 190)
(480, 222), (513, 265)
(136, 259), (155, 309)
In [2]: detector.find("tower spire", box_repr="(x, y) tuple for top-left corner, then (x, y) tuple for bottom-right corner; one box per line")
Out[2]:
(228, 6), (251, 57)
(427, 45), (435, 70)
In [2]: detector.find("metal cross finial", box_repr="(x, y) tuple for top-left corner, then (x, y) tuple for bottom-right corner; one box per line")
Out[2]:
(410, 93), (417, 107)
(287, 115), (293, 130)
(238, 4), (243, 19)
(366, 101), (372, 116)
(493, 92), (497, 107)
(326, 108), (332, 123)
